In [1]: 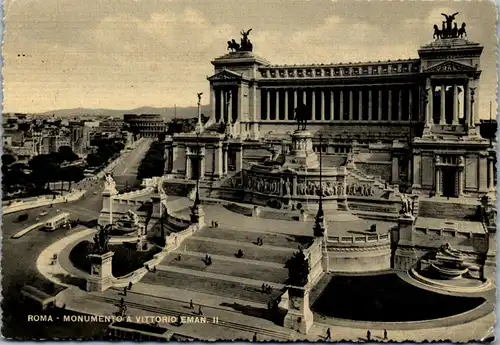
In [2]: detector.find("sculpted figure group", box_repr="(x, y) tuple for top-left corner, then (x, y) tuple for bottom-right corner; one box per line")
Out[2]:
(345, 183), (376, 197)
(244, 176), (281, 195)
(296, 180), (344, 197)
(433, 13), (467, 39)
(227, 29), (253, 52)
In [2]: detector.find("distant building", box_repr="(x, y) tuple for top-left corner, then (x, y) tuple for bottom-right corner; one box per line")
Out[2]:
(124, 114), (166, 138)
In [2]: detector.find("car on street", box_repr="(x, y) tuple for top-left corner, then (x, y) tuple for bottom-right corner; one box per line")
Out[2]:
(39, 211), (49, 217)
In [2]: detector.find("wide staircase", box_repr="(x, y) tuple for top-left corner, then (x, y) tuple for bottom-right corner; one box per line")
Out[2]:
(418, 200), (480, 221)
(163, 181), (195, 197)
(143, 226), (313, 307)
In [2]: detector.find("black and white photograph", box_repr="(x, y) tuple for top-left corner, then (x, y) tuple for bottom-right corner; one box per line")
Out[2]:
(1, 0), (497, 341)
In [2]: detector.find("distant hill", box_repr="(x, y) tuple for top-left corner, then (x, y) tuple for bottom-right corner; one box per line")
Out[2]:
(33, 105), (212, 120)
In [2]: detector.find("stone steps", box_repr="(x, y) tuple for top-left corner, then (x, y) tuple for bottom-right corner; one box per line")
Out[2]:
(418, 201), (479, 220)
(164, 251), (288, 284)
(141, 269), (283, 305)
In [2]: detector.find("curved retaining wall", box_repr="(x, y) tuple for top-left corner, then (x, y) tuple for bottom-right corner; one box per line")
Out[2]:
(326, 234), (391, 273)
(3, 190), (86, 215)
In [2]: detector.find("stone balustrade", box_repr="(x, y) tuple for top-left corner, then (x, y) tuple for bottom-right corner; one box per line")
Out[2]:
(327, 233), (390, 244)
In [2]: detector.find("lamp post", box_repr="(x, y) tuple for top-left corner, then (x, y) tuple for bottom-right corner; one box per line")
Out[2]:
(196, 93), (203, 133)
(194, 129), (201, 206)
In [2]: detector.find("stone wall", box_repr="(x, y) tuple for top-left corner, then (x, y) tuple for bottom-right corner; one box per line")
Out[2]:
(3, 190), (86, 215)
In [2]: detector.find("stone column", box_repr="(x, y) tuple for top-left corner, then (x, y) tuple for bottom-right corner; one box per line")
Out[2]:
(457, 169), (464, 196)
(426, 80), (433, 126)
(294, 89), (298, 109)
(358, 90), (363, 120)
(185, 155), (191, 179)
(330, 90), (334, 121)
(440, 84), (446, 125)
(348, 90), (353, 121)
(312, 89), (316, 120)
(339, 90), (344, 119)
(266, 89), (271, 120)
(408, 88), (413, 121)
(210, 86), (216, 123)
(320, 89), (325, 121)
(452, 84), (459, 125)
(398, 89), (403, 121)
(223, 148), (229, 175)
(479, 153), (489, 193)
(303, 90), (307, 106)
(284, 89), (289, 120)
(435, 157), (441, 196)
(464, 80), (471, 127)
(198, 155), (205, 180)
(378, 89), (382, 121)
(488, 157), (495, 190)
(368, 89), (373, 121)
(214, 144), (223, 178)
(412, 152), (421, 190)
(237, 84), (244, 123)
(292, 175), (298, 197)
(220, 89), (225, 123)
(235, 147), (243, 172)
(227, 89), (233, 124)
(391, 156), (399, 184)
(388, 89), (392, 121)
(275, 89), (280, 120)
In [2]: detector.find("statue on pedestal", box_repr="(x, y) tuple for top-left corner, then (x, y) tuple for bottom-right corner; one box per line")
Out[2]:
(104, 173), (117, 193)
(294, 104), (309, 131)
(399, 193), (412, 216)
(93, 225), (111, 254)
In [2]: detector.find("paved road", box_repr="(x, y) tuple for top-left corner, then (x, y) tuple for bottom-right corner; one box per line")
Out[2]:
(1, 138), (153, 339)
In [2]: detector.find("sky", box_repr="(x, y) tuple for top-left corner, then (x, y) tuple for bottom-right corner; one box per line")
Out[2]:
(2, 0), (498, 118)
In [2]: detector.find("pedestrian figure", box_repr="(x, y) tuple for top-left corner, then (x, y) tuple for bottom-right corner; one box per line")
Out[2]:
(367, 330), (371, 341)
(259, 238), (263, 246)
(128, 282), (133, 290)
(198, 305), (203, 316)
(145, 264), (150, 272)
(120, 298), (125, 306)
(267, 285), (272, 294)
(262, 283), (266, 292)
(236, 249), (243, 258)
(189, 299), (194, 309)
(123, 287), (127, 296)
(383, 329), (387, 340)
(325, 328), (331, 341)
(153, 266), (157, 273)
(252, 332), (257, 341)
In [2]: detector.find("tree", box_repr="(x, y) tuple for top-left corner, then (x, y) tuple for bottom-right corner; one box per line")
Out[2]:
(285, 249), (310, 287)
(58, 145), (79, 162)
(29, 154), (61, 191)
(61, 165), (84, 191)
(2, 154), (16, 166)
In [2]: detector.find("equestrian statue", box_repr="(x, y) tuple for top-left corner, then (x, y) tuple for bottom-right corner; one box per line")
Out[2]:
(294, 103), (310, 131)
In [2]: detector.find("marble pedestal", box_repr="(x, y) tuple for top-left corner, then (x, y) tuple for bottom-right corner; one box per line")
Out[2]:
(86, 251), (114, 292)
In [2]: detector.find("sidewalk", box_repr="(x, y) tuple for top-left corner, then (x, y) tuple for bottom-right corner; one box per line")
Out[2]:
(36, 227), (95, 287)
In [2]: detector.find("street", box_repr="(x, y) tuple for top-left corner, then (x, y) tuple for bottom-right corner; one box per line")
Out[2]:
(1, 138), (153, 339)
